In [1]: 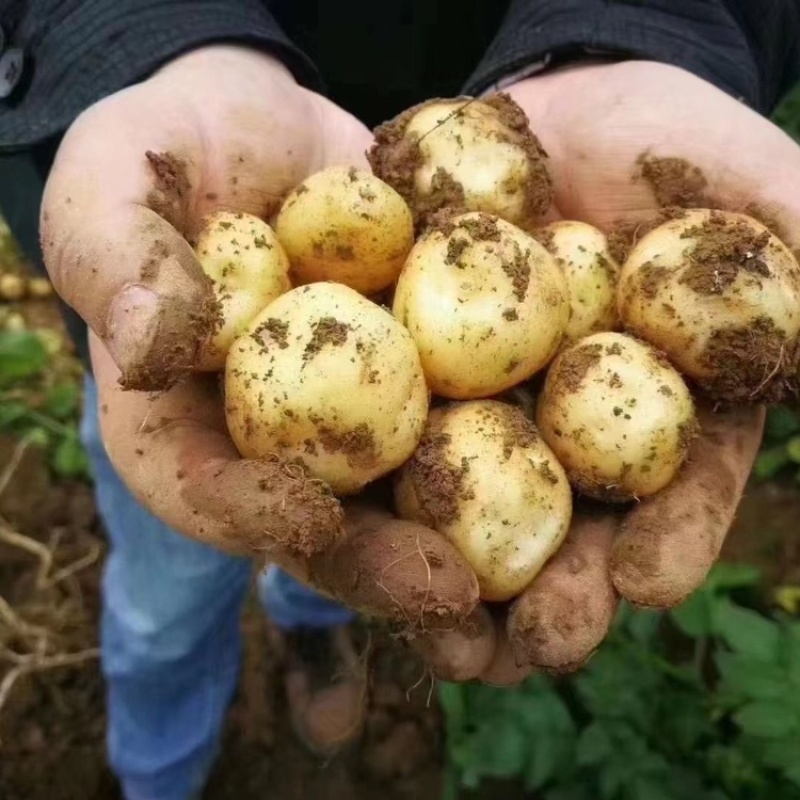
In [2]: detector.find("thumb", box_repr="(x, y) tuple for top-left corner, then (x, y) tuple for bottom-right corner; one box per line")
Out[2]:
(42, 96), (218, 391)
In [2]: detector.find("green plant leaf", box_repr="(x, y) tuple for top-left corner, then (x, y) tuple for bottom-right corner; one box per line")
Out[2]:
(706, 563), (763, 591)
(0, 400), (28, 428)
(576, 721), (614, 767)
(52, 434), (90, 479)
(0, 330), (48, 384)
(754, 445), (791, 479)
(787, 436), (800, 464)
(670, 590), (715, 638)
(734, 700), (798, 738)
(42, 381), (81, 419)
(715, 652), (784, 701)
(764, 404), (800, 440)
(715, 599), (780, 660)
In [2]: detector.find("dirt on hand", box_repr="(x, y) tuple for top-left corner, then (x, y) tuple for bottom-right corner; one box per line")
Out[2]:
(636, 155), (709, 209)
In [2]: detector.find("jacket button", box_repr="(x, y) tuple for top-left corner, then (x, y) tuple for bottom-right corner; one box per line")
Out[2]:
(0, 47), (24, 99)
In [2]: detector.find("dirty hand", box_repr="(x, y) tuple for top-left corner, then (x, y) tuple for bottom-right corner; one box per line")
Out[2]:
(42, 47), (480, 638)
(414, 61), (790, 683)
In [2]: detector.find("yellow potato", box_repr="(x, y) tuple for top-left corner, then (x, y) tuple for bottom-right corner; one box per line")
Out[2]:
(274, 166), (413, 295)
(368, 94), (552, 228)
(617, 209), (800, 402)
(536, 221), (620, 347)
(225, 282), (429, 495)
(536, 332), (696, 502)
(395, 400), (572, 602)
(194, 211), (290, 371)
(393, 212), (569, 399)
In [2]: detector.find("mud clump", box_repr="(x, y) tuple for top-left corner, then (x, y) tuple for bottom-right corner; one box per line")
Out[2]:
(699, 317), (798, 404)
(607, 208), (687, 264)
(502, 242), (531, 302)
(251, 318), (289, 350)
(554, 343), (603, 395)
(303, 317), (351, 361)
(679, 212), (770, 296)
(145, 150), (191, 231)
(404, 430), (473, 528)
(637, 155), (709, 209)
(317, 423), (379, 469)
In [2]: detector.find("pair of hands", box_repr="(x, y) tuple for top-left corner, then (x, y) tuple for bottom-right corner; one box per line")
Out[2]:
(42, 45), (794, 683)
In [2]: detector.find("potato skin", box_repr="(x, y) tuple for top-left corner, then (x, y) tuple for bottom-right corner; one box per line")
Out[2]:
(536, 221), (620, 347)
(274, 166), (413, 295)
(395, 400), (572, 602)
(393, 212), (569, 399)
(225, 282), (429, 495)
(368, 94), (552, 228)
(617, 209), (800, 403)
(536, 332), (696, 502)
(194, 211), (291, 371)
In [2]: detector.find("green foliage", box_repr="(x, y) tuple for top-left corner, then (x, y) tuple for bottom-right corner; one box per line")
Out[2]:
(773, 82), (800, 143)
(441, 564), (800, 800)
(754, 405), (800, 482)
(0, 329), (90, 480)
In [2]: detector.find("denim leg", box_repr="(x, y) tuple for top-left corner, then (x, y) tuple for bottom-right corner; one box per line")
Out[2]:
(81, 377), (251, 800)
(257, 564), (355, 630)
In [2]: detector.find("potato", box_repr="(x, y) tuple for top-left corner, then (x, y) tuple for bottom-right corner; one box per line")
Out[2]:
(535, 221), (620, 347)
(194, 211), (291, 371)
(617, 209), (800, 403)
(395, 400), (572, 602)
(393, 212), (569, 399)
(0, 273), (25, 301)
(274, 166), (413, 295)
(536, 332), (696, 502)
(225, 282), (429, 495)
(368, 94), (552, 228)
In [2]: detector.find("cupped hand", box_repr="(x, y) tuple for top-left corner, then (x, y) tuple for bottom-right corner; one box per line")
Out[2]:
(42, 46), (481, 642)
(413, 61), (790, 683)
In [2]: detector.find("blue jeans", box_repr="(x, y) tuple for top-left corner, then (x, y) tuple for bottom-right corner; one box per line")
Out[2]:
(80, 377), (353, 800)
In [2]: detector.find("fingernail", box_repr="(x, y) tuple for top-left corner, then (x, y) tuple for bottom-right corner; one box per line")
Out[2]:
(105, 285), (160, 371)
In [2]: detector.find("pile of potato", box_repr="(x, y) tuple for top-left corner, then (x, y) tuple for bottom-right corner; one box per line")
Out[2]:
(199, 95), (800, 604)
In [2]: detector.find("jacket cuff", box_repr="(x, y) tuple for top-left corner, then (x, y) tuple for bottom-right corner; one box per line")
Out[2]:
(464, 0), (760, 111)
(0, 0), (320, 149)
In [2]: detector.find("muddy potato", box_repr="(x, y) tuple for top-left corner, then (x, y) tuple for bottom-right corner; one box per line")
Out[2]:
(194, 211), (291, 371)
(617, 209), (800, 403)
(368, 94), (552, 228)
(393, 212), (569, 399)
(274, 166), (413, 295)
(536, 221), (620, 346)
(536, 332), (696, 501)
(225, 282), (429, 495)
(395, 400), (572, 602)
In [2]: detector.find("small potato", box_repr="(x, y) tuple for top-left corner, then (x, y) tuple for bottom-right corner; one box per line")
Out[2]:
(368, 94), (552, 228)
(536, 332), (696, 502)
(194, 211), (291, 371)
(225, 282), (429, 495)
(536, 221), (620, 347)
(27, 277), (54, 299)
(395, 400), (572, 602)
(393, 212), (569, 399)
(274, 166), (413, 295)
(0, 273), (26, 301)
(617, 209), (800, 403)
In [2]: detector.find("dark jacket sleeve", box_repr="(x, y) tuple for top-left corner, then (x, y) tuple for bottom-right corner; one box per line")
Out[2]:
(0, 0), (319, 150)
(464, 0), (800, 116)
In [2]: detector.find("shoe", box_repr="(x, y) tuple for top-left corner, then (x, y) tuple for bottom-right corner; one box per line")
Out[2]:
(277, 625), (367, 758)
